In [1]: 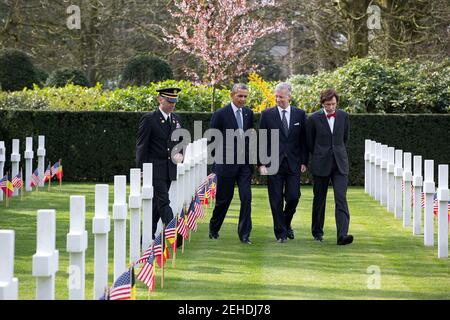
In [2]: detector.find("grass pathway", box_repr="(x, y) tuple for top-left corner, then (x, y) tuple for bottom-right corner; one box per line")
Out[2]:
(0, 184), (448, 299)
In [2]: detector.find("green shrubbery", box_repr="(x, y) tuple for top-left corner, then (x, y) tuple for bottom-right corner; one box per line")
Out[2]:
(0, 49), (41, 91)
(0, 57), (448, 113)
(45, 68), (90, 87)
(288, 57), (450, 113)
(120, 55), (173, 87)
(0, 80), (231, 112)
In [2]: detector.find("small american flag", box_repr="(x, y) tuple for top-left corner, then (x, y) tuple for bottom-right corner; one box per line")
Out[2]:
(153, 233), (162, 257)
(165, 217), (177, 250)
(194, 195), (205, 219)
(432, 193), (450, 216)
(136, 244), (153, 265)
(186, 200), (198, 231)
(196, 181), (207, 202)
(153, 233), (168, 267)
(109, 268), (133, 300)
(422, 192), (450, 220)
(420, 192), (425, 209)
(177, 208), (188, 240)
(137, 250), (155, 291)
(11, 172), (23, 189)
(30, 169), (41, 187)
(51, 161), (63, 180)
(43, 164), (51, 183)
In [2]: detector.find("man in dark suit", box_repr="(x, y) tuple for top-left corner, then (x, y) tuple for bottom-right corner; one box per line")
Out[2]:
(136, 87), (184, 239)
(209, 83), (255, 244)
(306, 88), (353, 245)
(258, 82), (308, 243)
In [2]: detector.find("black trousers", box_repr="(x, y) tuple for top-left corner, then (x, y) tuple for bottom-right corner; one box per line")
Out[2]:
(209, 165), (252, 240)
(267, 158), (301, 240)
(152, 178), (174, 239)
(311, 157), (350, 239)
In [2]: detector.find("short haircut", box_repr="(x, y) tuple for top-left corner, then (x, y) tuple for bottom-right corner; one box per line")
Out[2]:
(275, 82), (292, 95)
(320, 88), (339, 104)
(231, 83), (248, 93)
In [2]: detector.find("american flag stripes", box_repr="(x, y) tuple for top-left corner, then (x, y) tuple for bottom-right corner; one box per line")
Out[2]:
(0, 175), (13, 197)
(109, 267), (134, 300)
(51, 161), (63, 180)
(11, 172), (23, 189)
(186, 200), (198, 231)
(137, 244), (153, 265)
(196, 180), (207, 202)
(30, 169), (41, 187)
(165, 217), (177, 251)
(419, 192), (450, 220)
(137, 250), (155, 291)
(177, 208), (189, 240)
(153, 233), (162, 257)
(153, 233), (169, 268)
(43, 164), (51, 183)
(194, 195), (205, 219)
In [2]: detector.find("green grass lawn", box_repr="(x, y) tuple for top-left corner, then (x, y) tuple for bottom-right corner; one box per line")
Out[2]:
(0, 183), (449, 300)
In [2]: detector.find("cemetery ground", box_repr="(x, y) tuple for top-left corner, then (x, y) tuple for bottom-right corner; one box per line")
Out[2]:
(0, 184), (449, 300)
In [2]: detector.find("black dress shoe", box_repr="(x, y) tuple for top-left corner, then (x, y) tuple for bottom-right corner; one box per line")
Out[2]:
(209, 232), (219, 240)
(287, 228), (295, 240)
(276, 238), (287, 243)
(241, 238), (252, 244)
(313, 235), (323, 242)
(337, 235), (353, 245)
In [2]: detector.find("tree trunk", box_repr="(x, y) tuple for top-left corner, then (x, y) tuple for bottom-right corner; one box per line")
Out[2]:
(211, 85), (216, 112)
(345, 0), (370, 58)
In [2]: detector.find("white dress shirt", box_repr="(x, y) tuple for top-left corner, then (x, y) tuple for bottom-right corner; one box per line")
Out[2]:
(277, 105), (291, 129)
(231, 102), (244, 129)
(324, 108), (335, 133)
(159, 107), (171, 122)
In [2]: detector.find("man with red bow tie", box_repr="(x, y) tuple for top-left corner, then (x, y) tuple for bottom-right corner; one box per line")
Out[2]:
(306, 89), (353, 245)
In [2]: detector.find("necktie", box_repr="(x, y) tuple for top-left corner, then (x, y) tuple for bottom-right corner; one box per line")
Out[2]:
(281, 110), (289, 136)
(164, 114), (171, 131)
(327, 112), (336, 119)
(236, 109), (243, 130)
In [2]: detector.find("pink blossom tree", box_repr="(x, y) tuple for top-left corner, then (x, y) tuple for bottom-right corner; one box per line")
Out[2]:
(163, 0), (286, 110)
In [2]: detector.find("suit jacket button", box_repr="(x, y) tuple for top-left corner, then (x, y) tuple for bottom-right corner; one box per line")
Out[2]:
(168, 157), (171, 160)
(167, 148), (170, 151)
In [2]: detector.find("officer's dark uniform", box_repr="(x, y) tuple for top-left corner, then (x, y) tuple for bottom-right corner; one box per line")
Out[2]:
(136, 88), (183, 239)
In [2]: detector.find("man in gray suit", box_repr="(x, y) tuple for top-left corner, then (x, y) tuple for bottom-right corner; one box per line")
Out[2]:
(306, 88), (353, 245)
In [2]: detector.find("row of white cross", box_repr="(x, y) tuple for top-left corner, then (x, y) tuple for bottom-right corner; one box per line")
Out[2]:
(364, 139), (449, 259)
(0, 136), (47, 200)
(0, 138), (208, 300)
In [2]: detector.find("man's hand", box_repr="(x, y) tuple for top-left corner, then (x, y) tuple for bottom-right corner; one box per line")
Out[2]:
(259, 165), (268, 175)
(301, 165), (307, 173)
(173, 153), (184, 164)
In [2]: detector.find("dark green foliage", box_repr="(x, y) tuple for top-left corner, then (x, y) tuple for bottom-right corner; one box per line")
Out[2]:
(0, 48), (40, 91)
(289, 57), (450, 114)
(34, 67), (49, 87)
(0, 111), (448, 185)
(120, 55), (174, 87)
(45, 68), (90, 87)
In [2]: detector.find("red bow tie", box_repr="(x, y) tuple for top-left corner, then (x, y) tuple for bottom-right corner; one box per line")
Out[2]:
(326, 112), (336, 119)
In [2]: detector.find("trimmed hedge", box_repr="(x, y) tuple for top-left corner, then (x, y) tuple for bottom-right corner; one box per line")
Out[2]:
(0, 110), (449, 185)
